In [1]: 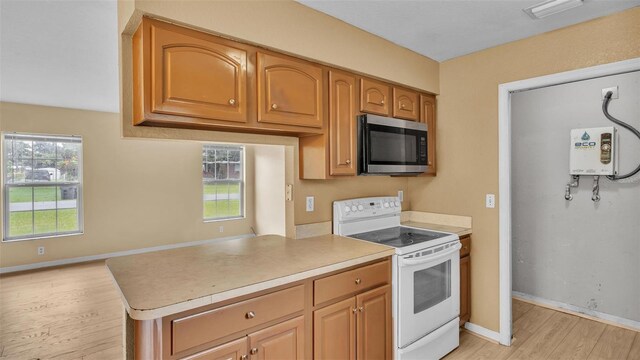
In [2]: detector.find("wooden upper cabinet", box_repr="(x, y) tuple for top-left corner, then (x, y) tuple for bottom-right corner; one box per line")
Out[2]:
(314, 297), (356, 360)
(420, 94), (437, 175)
(257, 53), (323, 128)
(356, 285), (392, 360)
(140, 18), (247, 124)
(393, 87), (420, 121)
(360, 78), (391, 116)
(248, 316), (304, 360)
(329, 71), (357, 176)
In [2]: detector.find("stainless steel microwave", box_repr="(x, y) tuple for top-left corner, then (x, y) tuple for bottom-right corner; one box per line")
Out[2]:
(358, 114), (428, 175)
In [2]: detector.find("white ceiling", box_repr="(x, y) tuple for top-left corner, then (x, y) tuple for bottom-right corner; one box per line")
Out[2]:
(0, 0), (119, 113)
(298, 0), (640, 62)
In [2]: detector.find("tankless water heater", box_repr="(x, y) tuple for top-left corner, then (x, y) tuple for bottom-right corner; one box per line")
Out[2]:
(569, 127), (617, 176)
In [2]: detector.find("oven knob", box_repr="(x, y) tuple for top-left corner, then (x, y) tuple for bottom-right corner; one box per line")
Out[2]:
(351, 205), (358, 212)
(344, 206), (351, 213)
(384, 202), (389, 208)
(395, 201), (400, 207)
(357, 205), (364, 211)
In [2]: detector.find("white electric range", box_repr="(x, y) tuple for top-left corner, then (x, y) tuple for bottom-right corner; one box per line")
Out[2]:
(334, 196), (461, 360)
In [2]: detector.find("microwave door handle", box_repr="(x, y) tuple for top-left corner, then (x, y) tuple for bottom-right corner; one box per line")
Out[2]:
(399, 243), (462, 267)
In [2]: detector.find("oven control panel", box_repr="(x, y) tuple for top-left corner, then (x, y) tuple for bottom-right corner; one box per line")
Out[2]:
(333, 196), (401, 221)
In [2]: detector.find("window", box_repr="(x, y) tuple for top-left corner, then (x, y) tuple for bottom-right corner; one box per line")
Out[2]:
(3, 133), (83, 241)
(202, 145), (244, 221)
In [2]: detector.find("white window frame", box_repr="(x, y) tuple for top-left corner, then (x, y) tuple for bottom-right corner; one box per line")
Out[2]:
(202, 144), (245, 222)
(2, 133), (84, 241)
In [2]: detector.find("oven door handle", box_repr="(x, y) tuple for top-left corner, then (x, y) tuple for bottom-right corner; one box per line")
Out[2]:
(399, 243), (461, 267)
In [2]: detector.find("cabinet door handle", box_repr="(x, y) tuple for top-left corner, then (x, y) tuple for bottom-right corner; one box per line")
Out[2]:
(400, 103), (406, 109)
(245, 311), (256, 319)
(355, 278), (361, 285)
(250, 348), (258, 355)
(380, 100), (385, 105)
(352, 307), (358, 314)
(358, 306), (364, 312)
(271, 103), (278, 110)
(241, 355), (248, 360)
(345, 159), (351, 165)
(229, 99), (236, 105)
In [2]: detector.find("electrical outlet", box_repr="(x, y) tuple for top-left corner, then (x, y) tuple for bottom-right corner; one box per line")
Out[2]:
(486, 194), (496, 209)
(398, 190), (404, 202)
(219, 226), (224, 233)
(37, 246), (45, 256)
(601, 86), (619, 100)
(306, 196), (314, 212)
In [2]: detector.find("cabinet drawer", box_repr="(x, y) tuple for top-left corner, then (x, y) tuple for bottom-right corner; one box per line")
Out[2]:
(460, 236), (471, 258)
(314, 261), (389, 305)
(172, 285), (304, 355)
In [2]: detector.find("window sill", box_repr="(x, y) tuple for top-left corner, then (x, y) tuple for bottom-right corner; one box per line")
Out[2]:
(2, 231), (84, 243)
(203, 216), (245, 223)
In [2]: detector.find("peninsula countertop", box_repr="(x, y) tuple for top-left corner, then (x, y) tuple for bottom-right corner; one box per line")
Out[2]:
(106, 234), (394, 320)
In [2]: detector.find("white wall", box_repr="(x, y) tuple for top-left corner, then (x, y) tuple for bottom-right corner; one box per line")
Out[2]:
(253, 145), (286, 236)
(511, 71), (640, 323)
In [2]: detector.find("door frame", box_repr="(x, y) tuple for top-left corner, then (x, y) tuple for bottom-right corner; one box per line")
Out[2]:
(497, 57), (640, 346)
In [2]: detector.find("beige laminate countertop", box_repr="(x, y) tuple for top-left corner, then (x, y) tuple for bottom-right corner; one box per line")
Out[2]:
(402, 221), (472, 237)
(106, 234), (394, 320)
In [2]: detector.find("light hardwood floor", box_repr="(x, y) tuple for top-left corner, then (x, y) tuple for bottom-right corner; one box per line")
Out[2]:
(0, 261), (123, 359)
(1, 261), (638, 359)
(446, 299), (640, 360)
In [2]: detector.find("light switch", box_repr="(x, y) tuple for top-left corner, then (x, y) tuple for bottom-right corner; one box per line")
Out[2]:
(486, 194), (496, 208)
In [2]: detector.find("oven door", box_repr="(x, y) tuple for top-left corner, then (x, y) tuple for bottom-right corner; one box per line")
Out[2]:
(359, 115), (427, 174)
(397, 242), (461, 348)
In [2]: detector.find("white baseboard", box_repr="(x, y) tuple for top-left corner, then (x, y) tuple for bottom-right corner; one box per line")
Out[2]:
(513, 291), (640, 332)
(0, 233), (255, 274)
(463, 322), (501, 343)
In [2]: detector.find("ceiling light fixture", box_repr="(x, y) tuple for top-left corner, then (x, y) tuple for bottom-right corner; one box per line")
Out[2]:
(523, 0), (584, 19)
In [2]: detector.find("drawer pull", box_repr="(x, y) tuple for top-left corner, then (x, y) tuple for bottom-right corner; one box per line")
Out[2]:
(271, 103), (278, 110)
(241, 356), (248, 360)
(229, 99), (236, 105)
(250, 348), (258, 355)
(355, 278), (361, 285)
(245, 311), (256, 319)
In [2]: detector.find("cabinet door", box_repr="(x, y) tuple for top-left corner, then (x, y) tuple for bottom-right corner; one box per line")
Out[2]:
(460, 255), (471, 326)
(329, 71), (357, 176)
(257, 53), (323, 128)
(393, 87), (419, 121)
(248, 316), (304, 360)
(182, 337), (247, 360)
(314, 297), (356, 360)
(356, 285), (392, 360)
(360, 78), (390, 116)
(149, 20), (247, 123)
(420, 94), (437, 175)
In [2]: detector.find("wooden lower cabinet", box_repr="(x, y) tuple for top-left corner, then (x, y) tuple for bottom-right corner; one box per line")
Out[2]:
(249, 316), (305, 360)
(182, 338), (247, 360)
(459, 235), (471, 326)
(313, 285), (391, 360)
(144, 259), (391, 359)
(183, 317), (303, 360)
(356, 285), (392, 360)
(314, 297), (356, 360)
